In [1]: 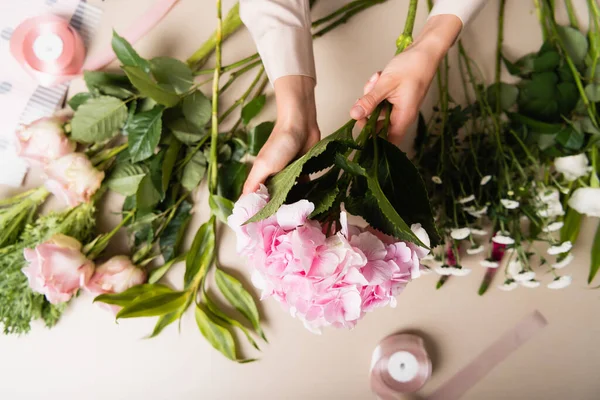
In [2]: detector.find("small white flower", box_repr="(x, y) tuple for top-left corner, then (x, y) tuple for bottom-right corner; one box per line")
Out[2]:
(536, 187), (565, 218)
(568, 187), (600, 218)
(432, 176), (443, 184)
(520, 280), (541, 288)
(547, 275), (572, 289)
(450, 227), (471, 240)
(507, 260), (522, 277)
(492, 232), (515, 245)
(458, 195), (476, 204)
(434, 266), (453, 276)
(514, 271), (536, 282)
(480, 175), (492, 185)
(480, 259), (500, 268)
(467, 245), (485, 255)
(450, 267), (472, 276)
(539, 188), (560, 203)
(542, 221), (564, 233)
(501, 199), (520, 209)
(465, 206), (488, 218)
(498, 281), (518, 291)
(421, 254), (434, 261)
(552, 253), (574, 269)
(471, 228), (488, 236)
(554, 154), (590, 181)
(547, 241), (572, 255)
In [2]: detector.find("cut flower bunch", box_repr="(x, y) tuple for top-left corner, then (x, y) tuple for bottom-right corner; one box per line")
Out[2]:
(0, 0), (398, 361)
(415, 0), (600, 293)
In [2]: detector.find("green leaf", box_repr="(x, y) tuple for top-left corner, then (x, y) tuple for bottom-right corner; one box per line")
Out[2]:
(248, 121), (274, 156)
(589, 223), (600, 284)
(202, 290), (261, 350)
(159, 200), (192, 262)
(182, 90), (211, 127)
(106, 162), (147, 196)
(181, 150), (207, 191)
(503, 53), (535, 76)
(70, 96), (128, 143)
(123, 66), (180, 107)
(247, 119), (355, 224)
(561, 207), (582, 244)
(126, 106), (164, 163)
(112, 30), (151, 73)
(507, 112), (563, 134)
(185, 217), (215, 287)
(68, 92), (93, 110)
(533, 51), (560, 72)
(148, 311), (180, 338)
(585, 83), (600, 102)
(209, 194), (234, 223)
(194, 305), (236, 360)
(167, 118), (206, 144)
(241, 95), (266, 125)
(136, 174), (161, 215)
(117, 291), (188, 319)
(556, 125), (584, 150)
(586, 63), (600, 84)
(218, 160), (249, 201)
(94, 284), (173, 307)
(557, 82), (579, 115)
(557, 25), (589, 66)
(581, 117), (600, 135)
(149, 253), (186, 284)
(414, 112), (428, 154)
(487, 83), (519, 111)
(83, 71), (134, 99)
(215, 269), (265, 341)
(162, 138), (181, 193)
(150, 57), (194, 94)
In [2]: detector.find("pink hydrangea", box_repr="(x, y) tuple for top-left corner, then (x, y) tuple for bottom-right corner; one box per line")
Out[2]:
(228, 187), (430, 334)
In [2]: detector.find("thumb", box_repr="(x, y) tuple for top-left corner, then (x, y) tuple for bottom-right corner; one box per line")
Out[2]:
(350, 76), (391, 120)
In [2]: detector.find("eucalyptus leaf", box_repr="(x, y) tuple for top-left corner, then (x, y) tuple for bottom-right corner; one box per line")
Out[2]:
(533, 51), (560, 72)
(503, 53), (535, 77)
(112, 30), (151, 73)
(209, 194), (234, 223)
(589, 224), (600, 284)
(581, 117), (600, 135)
(486, 83), (518, 111)
(83, 71), (134, 99)
(218, 160), (249, 201)
(159, 201), (192, 262)
(585, 83), (600, 102)
(182, 90), (211, 127)
(194, 305), (237, 360)
(126, 106), (164, 163)
(247, 119), (355, 224)
(94, 284), (172, 307)
(248, 121), (274, 156)
(116, 291), (188, 319)
(68, 92), (92, 110)
(557, 25), (588, 66)
(150, 57), (194, 94)
(184, 217), (215, 287)
(215, 269), (265, 341)
(106, 162), (148, 196)
(168, 118), (206, 144)
(124, 66), (180, 107)
(181, 151), (207, 191)
(70, 96), (128, 143)
(241, 94), (266, 125)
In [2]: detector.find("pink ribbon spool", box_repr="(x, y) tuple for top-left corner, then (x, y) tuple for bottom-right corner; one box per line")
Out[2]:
(10, 14), (85, 87)
(370, 333), (432, 399)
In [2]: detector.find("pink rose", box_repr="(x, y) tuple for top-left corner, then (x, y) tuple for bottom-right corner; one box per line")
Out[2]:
(22, 234), (94, 304)
(44, 153), (105, 207)
(85, 255), (146, 314)
(15, 116), (75, 165)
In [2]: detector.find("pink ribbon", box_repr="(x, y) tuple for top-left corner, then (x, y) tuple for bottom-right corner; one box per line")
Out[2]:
(10, 0), (180, 87)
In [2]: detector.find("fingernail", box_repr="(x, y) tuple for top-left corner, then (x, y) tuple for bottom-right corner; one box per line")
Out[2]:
(350, 104), (366, 119)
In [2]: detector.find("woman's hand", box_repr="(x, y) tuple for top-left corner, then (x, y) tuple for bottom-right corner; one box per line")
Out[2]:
(243, 75), (320, 194)
(349, 15), (463, 146)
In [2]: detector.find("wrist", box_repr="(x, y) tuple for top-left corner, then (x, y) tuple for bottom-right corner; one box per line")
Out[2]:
(273, 75), (317, 127)
(411, 14), (462, 61)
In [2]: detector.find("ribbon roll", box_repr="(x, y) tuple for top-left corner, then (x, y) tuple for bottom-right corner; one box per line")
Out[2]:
(370, 333), (432, 399)
(10, 14), (85, 87)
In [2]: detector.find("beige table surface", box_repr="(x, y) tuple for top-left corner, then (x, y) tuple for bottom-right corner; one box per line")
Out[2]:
(1, 1), (599, 399)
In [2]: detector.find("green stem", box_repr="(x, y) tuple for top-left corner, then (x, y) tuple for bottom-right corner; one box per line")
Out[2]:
(395, 0), (419, 53)
(209, 0), (223, 195)
(221, 67), (265, 121)
(564, 0), (579, 29)
(92, 143), (129, 170)
(495, 0), (506, 116)
(230, 76), (269, 133)
(195, 54), (261, 76)
(85, 212), (134, 260)
(311, 0), (368, 27)
(219, 60), (262, 94)
(533, 0), (549, 40)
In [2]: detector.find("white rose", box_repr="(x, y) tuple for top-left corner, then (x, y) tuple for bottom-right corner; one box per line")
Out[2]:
(554, 154), (590, 181)
(568, 187), (600, 218)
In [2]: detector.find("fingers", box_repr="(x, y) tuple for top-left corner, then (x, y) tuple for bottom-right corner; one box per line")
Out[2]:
(388, 91), (419, 147)
(242, 132), (302, 195)
(350, 73), (391, 120)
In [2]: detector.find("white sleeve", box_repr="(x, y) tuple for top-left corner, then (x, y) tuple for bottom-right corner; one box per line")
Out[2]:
(239, 0), (316, 84)
(428, 0), (488, 26)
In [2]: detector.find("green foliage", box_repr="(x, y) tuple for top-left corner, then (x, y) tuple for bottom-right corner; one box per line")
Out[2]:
(248, 121), (273, 156)
(241, 95), (266, 125)
(71, 96), (128, 143)
(182, 90), (212, 127)
(126, 106), (164, 163)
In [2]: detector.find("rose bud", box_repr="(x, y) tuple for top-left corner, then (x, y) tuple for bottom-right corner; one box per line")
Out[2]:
(44, 153), (105, 207)
(15, 117), (76, 165)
